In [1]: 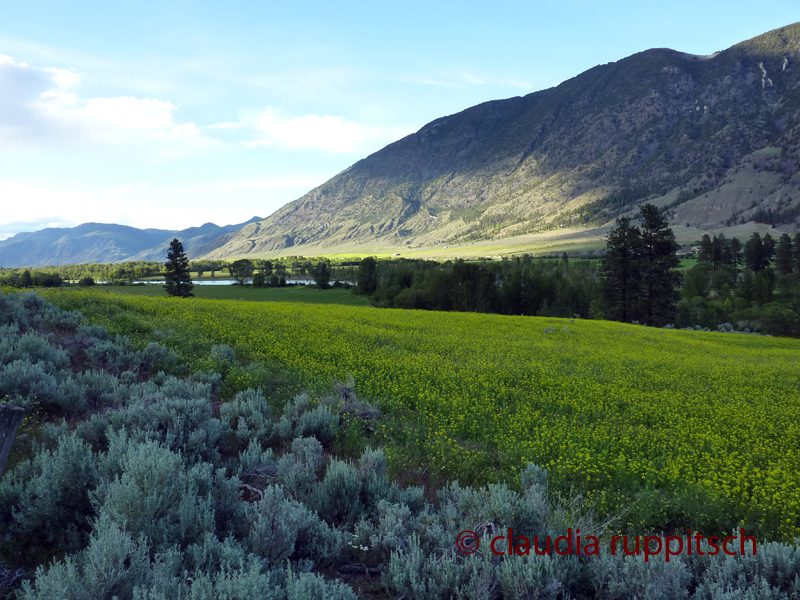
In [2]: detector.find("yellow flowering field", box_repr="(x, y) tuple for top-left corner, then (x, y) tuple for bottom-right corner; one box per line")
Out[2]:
(40, 289), (800, 540)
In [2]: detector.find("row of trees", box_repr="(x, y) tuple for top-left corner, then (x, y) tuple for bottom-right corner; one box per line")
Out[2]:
(351, 205), (800, 336)
(698, 231), (800, 275)
(355, 255), (601, 317)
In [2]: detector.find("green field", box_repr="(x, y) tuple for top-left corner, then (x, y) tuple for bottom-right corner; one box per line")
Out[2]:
(88, 283), (370, 306)
(39, 288), (800, 541)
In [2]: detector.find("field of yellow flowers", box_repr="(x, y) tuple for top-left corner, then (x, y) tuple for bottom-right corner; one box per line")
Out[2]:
(40, 289), (800, 541)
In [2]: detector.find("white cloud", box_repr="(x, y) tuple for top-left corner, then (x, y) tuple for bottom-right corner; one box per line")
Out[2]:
(209, 121), (246, 129)
(242, 139), (273, 147)
(82, 96), (176, 129)
(251, 106), (411, 154)
(111, 181), (151, 196)
(0, 55), (217, 152)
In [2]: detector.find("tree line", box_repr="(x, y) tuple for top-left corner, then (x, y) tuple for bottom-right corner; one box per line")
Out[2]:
(353, 205), (800, 336)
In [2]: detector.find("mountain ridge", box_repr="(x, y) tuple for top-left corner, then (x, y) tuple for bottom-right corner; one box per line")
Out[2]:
(0, 218), (261, 268)
(203, 22), (800, 259)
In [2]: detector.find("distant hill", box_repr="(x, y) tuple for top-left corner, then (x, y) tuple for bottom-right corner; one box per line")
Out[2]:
(205, 23), (800, 259)
(123, 217), (263, 262)
(0, 218), (260, 268)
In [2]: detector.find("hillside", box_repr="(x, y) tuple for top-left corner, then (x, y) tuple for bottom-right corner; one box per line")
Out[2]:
(206, 23), (800, 259)
(0, 218), (260, 268)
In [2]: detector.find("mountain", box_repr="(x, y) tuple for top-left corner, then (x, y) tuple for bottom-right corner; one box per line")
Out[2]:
(206, 23), (800, 259)
(0, 218), (261, 268)
(123, 217), (263, 262)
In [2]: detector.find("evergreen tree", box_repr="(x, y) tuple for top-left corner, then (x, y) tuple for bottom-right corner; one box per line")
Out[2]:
(776, 233), (794, 276)
(745, 233), (768, 272)
(164, 239), (194, 298)
(698, 234), (713, 268)
(638, 204), (681, 325)
(357, 257), (378, 294)
(600, 216), (642, 323)
(314, 261), (330, 290)
(762, 233), (776, 264)
(711, 235), (723, 271)
(793, 233), (800, 274)
(600, 205), (680, 325)
(730, 237), (743, 272)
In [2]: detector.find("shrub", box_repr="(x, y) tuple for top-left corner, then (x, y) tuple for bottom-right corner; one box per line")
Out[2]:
(497, 553), (585, 599)
(73, 370), (124, 409)
(135, 342), (178, 375)
(275, 436), (323, 501)
(0, 359), (59, 409)
(93, 439), (217, 553)
(284, 568), (357, 600)
(692, 539), (800, 599)
(210, 344), (236, 365)
(86, 336), (134, 374)
(1, 432), (99, 563)
(221, 388), (274, 450)
(14, 332), (70, 373)
(384, 534), (475, 600)
(0, 294), (30, 330)
(588, 544), (691, 600)
(275, 393), (339, 446)
(19, 515), (153, 600)
(244, 485), (342, 568)
(42, 307), (83, 332)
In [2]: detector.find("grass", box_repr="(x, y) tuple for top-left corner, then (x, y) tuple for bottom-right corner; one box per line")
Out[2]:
(37, 288), (800, 541)
(86, 284), (371, 306)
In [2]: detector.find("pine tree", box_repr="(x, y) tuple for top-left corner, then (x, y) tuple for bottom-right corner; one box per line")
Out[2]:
(600, 205), (681, 325)
(793, 233), (800, 274)
(775, 233), (794, 276)
(164, 239), (194, 298)
(638, 204), (681, 326)
(745, 233), (766, 272)
(698, 234), (713, 268)
(314, 260), (330, 290)
(600, 216), (642, 323)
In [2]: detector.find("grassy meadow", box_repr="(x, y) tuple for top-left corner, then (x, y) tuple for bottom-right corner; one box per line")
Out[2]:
(90, 283), (371, 305)
(38, 288), (800, 542)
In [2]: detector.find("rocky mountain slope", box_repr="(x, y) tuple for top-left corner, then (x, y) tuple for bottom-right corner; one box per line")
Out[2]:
(206, 23), (800, 258)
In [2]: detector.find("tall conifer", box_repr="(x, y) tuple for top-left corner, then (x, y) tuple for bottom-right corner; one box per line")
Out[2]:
(164, 239), (194, 298)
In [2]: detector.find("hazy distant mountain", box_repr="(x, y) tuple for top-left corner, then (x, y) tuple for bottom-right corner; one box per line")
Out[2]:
(124, 217), (263, 262)
(0, 218), (261, 268)
(206, 23), (800, 259)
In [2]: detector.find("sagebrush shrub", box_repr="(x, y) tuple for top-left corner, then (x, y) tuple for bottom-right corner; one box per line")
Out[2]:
(221, 388), (274, 450)
(14, 332), (70, 373)
(0, 359), (58, 408)
(275, 436), (323, 500)
(245, 484), (342, 568)
(93, 439), (217, 553)
(1, 432), (99, 561)
(19, 514), (153, 600)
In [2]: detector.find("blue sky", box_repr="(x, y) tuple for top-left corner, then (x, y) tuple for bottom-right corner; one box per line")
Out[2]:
(1, 1), (799, 239)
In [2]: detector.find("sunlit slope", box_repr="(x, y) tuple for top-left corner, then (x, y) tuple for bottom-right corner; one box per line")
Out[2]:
(41, 289), (800, 540)
(206, 23), (800, 259)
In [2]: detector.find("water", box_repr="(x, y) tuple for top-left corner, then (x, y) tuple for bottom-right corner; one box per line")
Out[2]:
(125, 279), (352, 286)
(109, 279), (354, 286)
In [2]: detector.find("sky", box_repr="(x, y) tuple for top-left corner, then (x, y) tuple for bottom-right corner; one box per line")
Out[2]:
(1, 1), (799, 240)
